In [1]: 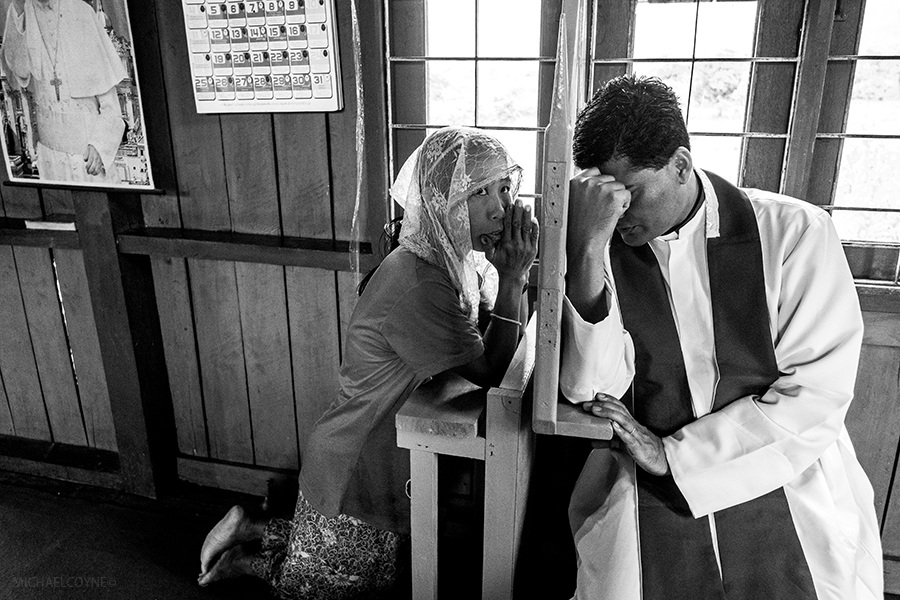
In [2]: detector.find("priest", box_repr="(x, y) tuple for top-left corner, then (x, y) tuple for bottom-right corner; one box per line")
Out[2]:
(2, 0), (126, 183)
(560, 74), (883, 600)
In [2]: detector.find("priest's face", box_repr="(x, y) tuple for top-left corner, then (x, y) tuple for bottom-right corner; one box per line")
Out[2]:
(599, 148), (696, 246)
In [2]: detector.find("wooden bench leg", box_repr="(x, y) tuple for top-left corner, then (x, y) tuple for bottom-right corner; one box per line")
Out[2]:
(483, 392), (533, 600)
(410, 449), (439, 600)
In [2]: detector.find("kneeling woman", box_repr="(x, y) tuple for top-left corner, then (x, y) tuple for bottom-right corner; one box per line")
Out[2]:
(197, 127), (539, 599)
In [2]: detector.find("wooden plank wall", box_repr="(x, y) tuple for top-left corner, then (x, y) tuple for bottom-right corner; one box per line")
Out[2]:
(849, 307), (900, 594)
(0, 0), (388, 486)
(139, 0), (386, 476)
(0, 183), (117, 452)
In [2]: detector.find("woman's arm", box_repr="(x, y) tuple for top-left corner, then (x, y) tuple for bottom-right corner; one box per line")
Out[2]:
(454, 202), (538, 387)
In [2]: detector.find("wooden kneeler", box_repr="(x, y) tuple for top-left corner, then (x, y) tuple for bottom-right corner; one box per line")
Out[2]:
(396, 314), (536, 600)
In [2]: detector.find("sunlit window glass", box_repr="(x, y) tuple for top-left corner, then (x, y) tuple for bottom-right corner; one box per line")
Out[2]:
(389, 0), (543, 198)
(427, 62), (476, 125)
(831, 0), (900, 243)
(629, 1), (757, 184)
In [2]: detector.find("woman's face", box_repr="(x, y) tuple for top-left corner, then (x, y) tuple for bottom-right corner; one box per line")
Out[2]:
(467, 176), (513, 259)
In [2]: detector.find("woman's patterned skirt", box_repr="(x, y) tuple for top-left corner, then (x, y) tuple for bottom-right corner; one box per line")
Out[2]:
(251, 492), (406, 600)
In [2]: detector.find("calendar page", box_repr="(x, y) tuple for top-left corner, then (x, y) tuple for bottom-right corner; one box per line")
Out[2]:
(181, 0), (343, 113)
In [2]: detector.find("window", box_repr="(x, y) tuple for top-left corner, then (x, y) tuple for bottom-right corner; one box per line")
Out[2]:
(825, 0), (900, 244)
(387, 0), (899, 282)
(602, 0), (762, 182)
(386, 0), (545, 212)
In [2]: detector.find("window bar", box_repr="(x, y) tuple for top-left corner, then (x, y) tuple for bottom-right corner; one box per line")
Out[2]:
(592, 56), (800, 64)
(588, 0), (599, 93)
(474, 0), (480, 127)
(391, 56), (557, 62)
(816, 133), (900, 140)
(384, 0), (396, 219)
(390, 124), (790, 140)
(824, 206), (900, 213)
(827, 54), (900, 61)
(684, 0), (702, 127)
(391, 123), (547, 133)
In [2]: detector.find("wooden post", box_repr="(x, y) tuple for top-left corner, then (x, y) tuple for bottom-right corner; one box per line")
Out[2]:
(534, 15), (573, 436)
(781, 0), (837, 199)
(483, 388), (534, 600)
(409, 449), (439, 600)
(73, 190), (174, 497)
(533, 5), (614, 442)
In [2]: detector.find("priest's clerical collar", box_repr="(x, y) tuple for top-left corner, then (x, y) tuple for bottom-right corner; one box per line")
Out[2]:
(659, 172), (704, 240)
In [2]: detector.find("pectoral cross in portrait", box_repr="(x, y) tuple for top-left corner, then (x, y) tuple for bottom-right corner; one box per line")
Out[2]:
(50, 72), (62, 101)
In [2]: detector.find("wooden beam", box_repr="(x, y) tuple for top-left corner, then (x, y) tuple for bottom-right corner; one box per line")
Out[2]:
(74, 191), (175, 498)
(0, 433), (121, 489)
(781, 0), (838, 200)
(0, 228), (79, 249)
(856, 284), (900, 314)
(741, 1), (805, 190)
(886, 558), (900, 596)
(0, 455), (122, 489)
(176, 456), (295, 497)
(117, 229), (379, 272)
(807, 0), (867, 206)
(843, 243), (899, 282)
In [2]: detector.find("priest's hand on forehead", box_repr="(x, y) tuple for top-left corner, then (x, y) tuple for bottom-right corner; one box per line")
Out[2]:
(567, 167), (630, 257)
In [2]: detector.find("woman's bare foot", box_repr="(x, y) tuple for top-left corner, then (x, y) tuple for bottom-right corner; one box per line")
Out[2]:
(198, 505), (266, 576)
(197, 543), (255, 586)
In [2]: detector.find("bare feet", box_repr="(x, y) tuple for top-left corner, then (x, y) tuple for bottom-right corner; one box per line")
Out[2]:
(197, 543), (255, 586)
(198, 505), (265, 577)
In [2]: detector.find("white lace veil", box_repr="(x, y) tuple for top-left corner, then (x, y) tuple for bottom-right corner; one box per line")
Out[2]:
(390, 127), (522, 323)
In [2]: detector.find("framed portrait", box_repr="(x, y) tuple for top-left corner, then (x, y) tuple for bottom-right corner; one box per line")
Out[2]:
(0, 0), (154, 189)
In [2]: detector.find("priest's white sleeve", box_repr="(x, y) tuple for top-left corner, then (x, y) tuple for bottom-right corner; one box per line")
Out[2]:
(559, 270), (635, 403)
(664, 209), (863, 517)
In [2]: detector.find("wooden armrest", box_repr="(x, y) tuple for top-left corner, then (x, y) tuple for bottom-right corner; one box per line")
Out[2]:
(397, 313), (538, 442)
(396, 372), (485, 440)
(491, 313), (537, 396)
(555, 401), (613, 440)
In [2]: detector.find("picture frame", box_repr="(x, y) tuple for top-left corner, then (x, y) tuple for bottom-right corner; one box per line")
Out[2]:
(0, 0), (154, 189)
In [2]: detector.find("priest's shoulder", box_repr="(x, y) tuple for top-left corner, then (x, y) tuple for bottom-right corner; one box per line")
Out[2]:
(742, 186), (831, 235)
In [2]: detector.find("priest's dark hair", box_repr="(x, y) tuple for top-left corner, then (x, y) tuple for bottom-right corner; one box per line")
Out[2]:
(573, 74), (691, 171)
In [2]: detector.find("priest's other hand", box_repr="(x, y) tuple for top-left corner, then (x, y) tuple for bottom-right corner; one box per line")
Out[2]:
(84, 144), (104, 176)
(582, 394), (670, 476)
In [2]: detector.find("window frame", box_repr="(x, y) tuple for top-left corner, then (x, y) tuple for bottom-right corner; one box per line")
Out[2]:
(384, 0), (899, 285)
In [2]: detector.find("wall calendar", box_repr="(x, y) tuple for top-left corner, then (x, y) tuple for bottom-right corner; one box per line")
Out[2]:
(181, 0), (343, 113)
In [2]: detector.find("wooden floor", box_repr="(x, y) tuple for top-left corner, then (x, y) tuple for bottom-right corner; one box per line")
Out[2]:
(0, 469), (480, 600)
(0, 471), (274, 600)
(0, 469), (895, 600)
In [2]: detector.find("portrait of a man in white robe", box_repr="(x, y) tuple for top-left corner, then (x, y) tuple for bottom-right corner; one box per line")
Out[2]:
(0, 0), (151, 187)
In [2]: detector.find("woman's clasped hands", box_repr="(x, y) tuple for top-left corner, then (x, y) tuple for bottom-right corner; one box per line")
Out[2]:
(488, 201), (539, 284)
